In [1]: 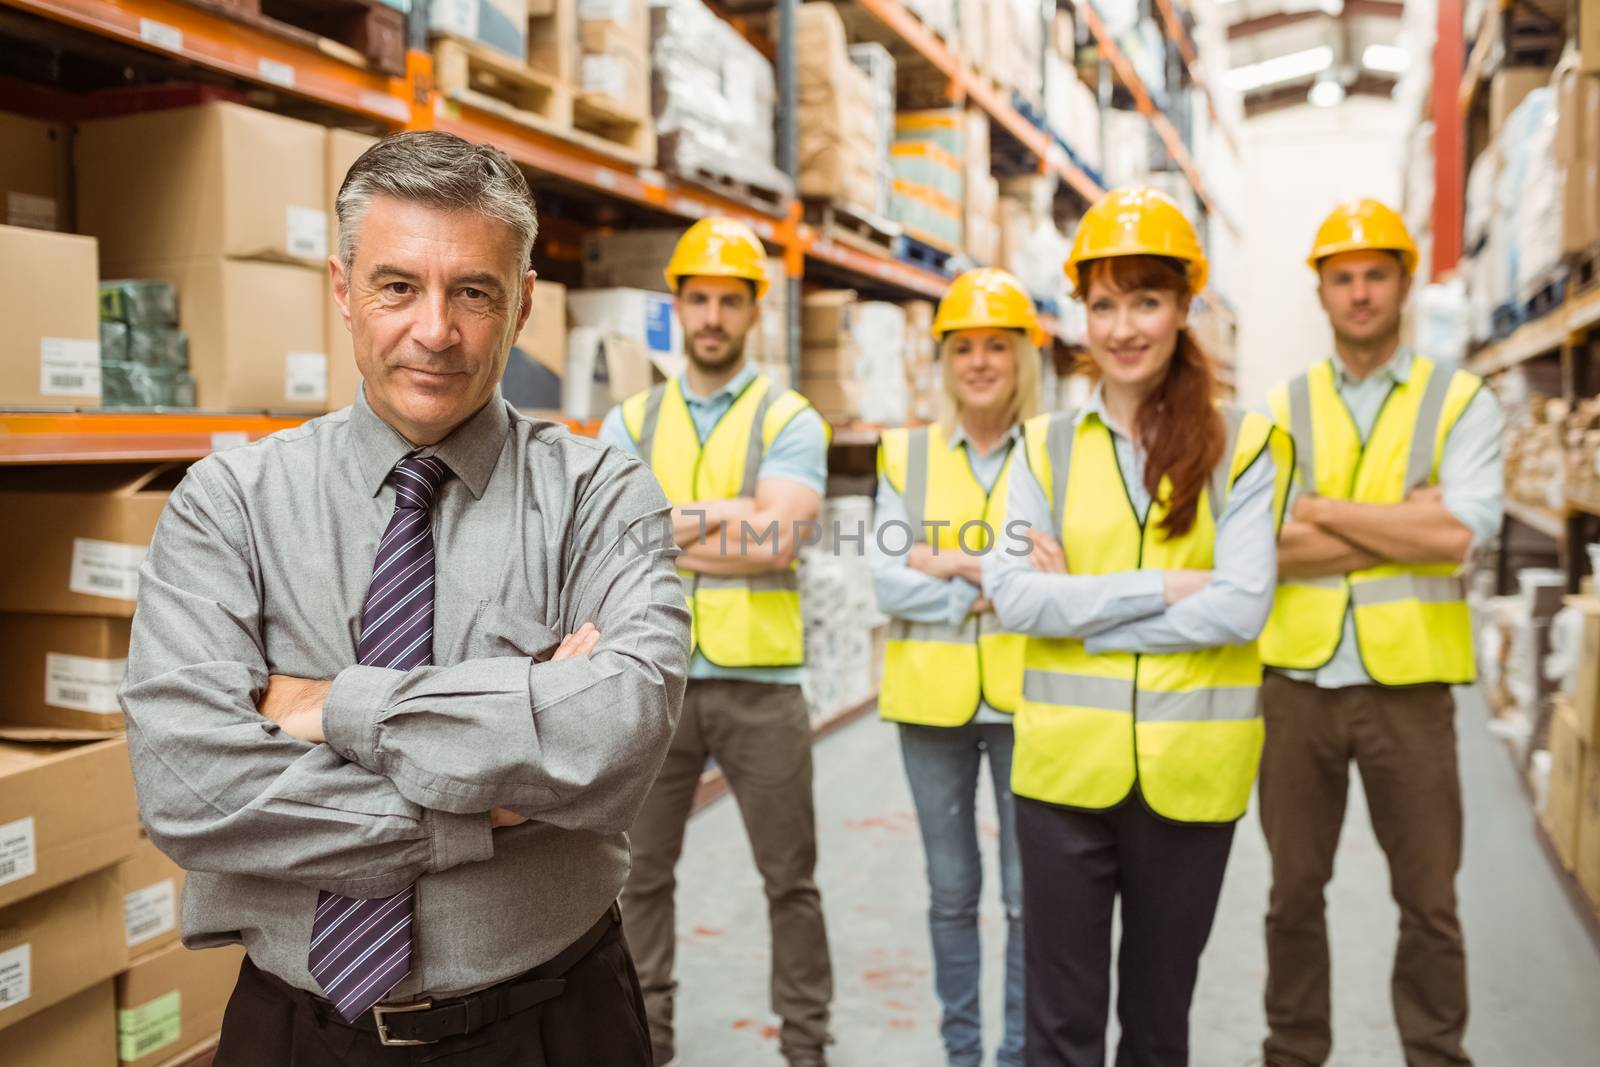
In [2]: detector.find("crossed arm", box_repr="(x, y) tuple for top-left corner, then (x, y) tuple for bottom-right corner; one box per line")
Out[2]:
(1278, 486), (1473, 579)
(671, 478), (823, 575)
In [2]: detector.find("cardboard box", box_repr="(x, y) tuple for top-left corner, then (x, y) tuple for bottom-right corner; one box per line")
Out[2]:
(118, 257), (327, 413)
(1490, 67), (1552, 137)
(798, 376), (860, 423)
(1584, 0), (1600, 74)
(325, 128), (381, 411)
(578, 0), (650, 52)
(6, 980), (117, 1067)
(1579, 734), (1600, 910)
(528, 0), (578, 81)
(1544, 698), (1587, 870)
(802, 290), (858, 346)
(431, 0), (528, 57)
(580, 47), (650, 116)
(0, 465), (183, 617)
(114, 837), (186, 957)
(515, 279), (567, 376)
(1569, 595), (1600, 745)
(0, 225), (102, 408)
(562, 329), (661, 419)
(77, 103), (328, 272)
(115, 941), (244, 1067)
(1585, 76), (1600, 248)
(0, 112), (65, 232)
(0, 867), (129, 1030)
(580, 228), (680, 292)
(0, 738), (140, 910)
(0, 614), (131, 738)
(567, 288), (684, 367)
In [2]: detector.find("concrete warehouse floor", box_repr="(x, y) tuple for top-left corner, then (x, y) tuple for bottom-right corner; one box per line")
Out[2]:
(658, 687), (1600, 1066)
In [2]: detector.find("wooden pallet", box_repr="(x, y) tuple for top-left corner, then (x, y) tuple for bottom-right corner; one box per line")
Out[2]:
(1526, 272), (1569, 322)
(573, 92), (656, 167)
(803, 199), (901, 257)
(433, 35), (575, 130)
(897, 229), (958, 273)
(659, 134), (793, 213)
(1569, 244), (1600, 295)
(174, 0), (405, 75)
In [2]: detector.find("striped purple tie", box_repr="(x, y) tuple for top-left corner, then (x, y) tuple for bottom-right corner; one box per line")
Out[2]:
(309, 454), (450, 1022)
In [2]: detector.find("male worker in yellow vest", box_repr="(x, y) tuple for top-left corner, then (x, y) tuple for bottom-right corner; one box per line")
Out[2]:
(600, 217), (833, 1067)
(1258, 200), (1504, 1067)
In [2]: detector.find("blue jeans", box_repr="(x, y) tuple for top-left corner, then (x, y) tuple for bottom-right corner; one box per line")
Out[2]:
(900, 720), (1026, 1067)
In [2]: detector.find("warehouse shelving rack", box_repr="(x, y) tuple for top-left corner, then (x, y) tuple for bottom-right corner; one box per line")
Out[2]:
(0, 0), (1237, 462)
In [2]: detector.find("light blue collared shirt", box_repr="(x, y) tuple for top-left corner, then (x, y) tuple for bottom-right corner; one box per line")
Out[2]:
(600, 362), (830, 685)
(982, 387), (1281, 653)
(1276, 350), (1505, 689)
(871, 422), (1022, 725)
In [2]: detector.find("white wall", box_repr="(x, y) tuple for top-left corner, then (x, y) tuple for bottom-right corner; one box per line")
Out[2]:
(1236, 96), (1406, 406)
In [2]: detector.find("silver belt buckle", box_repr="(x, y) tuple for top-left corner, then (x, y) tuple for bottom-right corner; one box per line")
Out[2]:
(372, 999), (435, 1046)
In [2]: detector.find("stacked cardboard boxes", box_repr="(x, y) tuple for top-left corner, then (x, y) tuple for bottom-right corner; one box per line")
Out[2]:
(799, 496), (887, 719)
(1548, 596), (1600, 911)
(0, 111), (68, 232)
(76, 102), (331, 413)
(801, 290), (862, 424)
(892, 110), (965, 252)
(848, 43), (896, 219)
(0, 224), (102, 409)
(431, 0), (530, 58)
(579, 0), (652, 122)
(962, 109), (1000, 265)
(795, 4), (881, 217)
(325, 128), (380, 412)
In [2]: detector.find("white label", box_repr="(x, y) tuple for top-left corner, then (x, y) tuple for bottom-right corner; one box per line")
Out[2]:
(258, 57), (296, 89)
(578, 0), (630, 21)
(285, 352), (328, 403)
(581, 55), (628, 100)
(210, 431), (250, 452)
(285, 206), (329, 260)
(39, 338), (101, 397)
(0, 945), (29, 1010)
(430, 0), (479, 37)
(6, 192), (56, 230)
(361, 90), (412, 123)
(123, 879), (178, 948)
(0, 818), (37, 889)
(45, 653), (127, 715)
(69, 538), (146, 601)
(139, 18), (182, 52)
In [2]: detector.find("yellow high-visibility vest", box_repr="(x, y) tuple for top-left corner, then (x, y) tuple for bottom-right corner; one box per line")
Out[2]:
(876, 424), (1027, 726)
(621, 373), (822, 668)
(1261, 355), (1482, 685)
(1012, 406), (1293, 823)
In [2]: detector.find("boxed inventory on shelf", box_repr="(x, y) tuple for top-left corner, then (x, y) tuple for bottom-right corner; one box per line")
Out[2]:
(567, 288), (684, 366)
(0, 866), (129, 1031)
(115, 942), (245, 1067)
(651, 0), (792, 201)
(325, 127), (380, 412)
(848, 43), (895, 218)
(0, 224), (101, 408)
(431, 0), (528, 58)
(514, 279), (569, 377)
(1546, 697), (1588, 870)
(528, 0), (579, 82)
(0, 110), (66, 232)
(75, 102), (329, 273)
(115, 838), (187, 958)
(0, 614), (130, 738)
(796, 3), (882, 215)
(580, 228), (680, 291)
(7, 980), (117, 1067)
(118, 257), (328, 412)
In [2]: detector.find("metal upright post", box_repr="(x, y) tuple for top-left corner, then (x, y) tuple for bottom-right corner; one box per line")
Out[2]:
(778, 0), (802, 388)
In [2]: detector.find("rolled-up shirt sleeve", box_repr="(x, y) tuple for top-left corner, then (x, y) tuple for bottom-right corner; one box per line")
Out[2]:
(982, 448), (1166, 638)
(871, 474), (981, 626)
(1438, 386), (1505, 552)
(322, 449), (690, 835)
(120, 462), (494, 900)
(1084, 449), (1280, 654)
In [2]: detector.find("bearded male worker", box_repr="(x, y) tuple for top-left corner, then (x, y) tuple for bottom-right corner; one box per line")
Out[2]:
(600, 217), (834, 1067)
(119, 131), (689, 1065)
(1258, 199), (1504, 1067)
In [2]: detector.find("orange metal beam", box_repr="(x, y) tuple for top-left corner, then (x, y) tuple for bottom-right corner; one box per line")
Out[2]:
(1433, 0), (1464, 278)
(5, 0), (412, 124)
(800, 227), (950, 299)
(1150, 0), (1241, 160)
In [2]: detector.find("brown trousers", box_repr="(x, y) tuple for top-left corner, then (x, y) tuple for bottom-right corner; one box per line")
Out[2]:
(619, 679), (833, 1064)
(1259, 672), (1471, 1067)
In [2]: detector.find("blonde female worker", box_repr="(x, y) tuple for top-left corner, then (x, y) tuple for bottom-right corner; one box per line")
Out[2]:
(871, 268), (1042, 1067)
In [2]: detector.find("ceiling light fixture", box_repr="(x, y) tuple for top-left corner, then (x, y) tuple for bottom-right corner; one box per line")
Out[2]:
(1362, 44), (1411, 73)
(1223, 46), (1336, 92)
(1309, 78), (1347, 107)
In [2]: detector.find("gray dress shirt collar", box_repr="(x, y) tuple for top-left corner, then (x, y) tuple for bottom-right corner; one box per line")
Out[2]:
(350, 386), (512, 501)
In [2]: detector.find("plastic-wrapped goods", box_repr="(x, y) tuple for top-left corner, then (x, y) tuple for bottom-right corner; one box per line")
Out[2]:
(1101, 108), (1151, 188)
(854, 302), (909, 426)
(99, 279), (178, 329)
(100, 320), (129, 365)
(848, 42), (896, 217)
(101, 361), (185, 408)
(795, 4), (880, 213)
(651, 0), (792, 200)
(126, 326), (190, 369)
(1464, 142), (1500, 252)
(1069, 76), (1103, 170)
(1493, 88), (1555, 307)
(799, 494), (885, 719)
(1516, 99), (1564, 299)
(1411, 279), (1471, 366)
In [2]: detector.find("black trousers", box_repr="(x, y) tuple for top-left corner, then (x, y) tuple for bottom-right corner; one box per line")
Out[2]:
(1016, 794), (1236, 1067)
(213, 923), (652, 1066)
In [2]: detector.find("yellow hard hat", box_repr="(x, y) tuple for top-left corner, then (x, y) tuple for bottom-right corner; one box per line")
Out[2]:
(1064, 187), (1208, 296)
(1307, 199), (1418, 274)
(664, 217), (770, 298)
(933, 268), (1046, 346)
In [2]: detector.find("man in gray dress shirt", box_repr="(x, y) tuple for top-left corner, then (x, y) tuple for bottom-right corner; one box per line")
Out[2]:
(120, 131), (689, 1064)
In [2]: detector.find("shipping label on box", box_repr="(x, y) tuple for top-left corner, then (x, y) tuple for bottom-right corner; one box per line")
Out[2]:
(0, 817), (37, 889)
(115, 942), (246, 1067)
(0, 867), (129, 1030)
(115, 838), (186, 955)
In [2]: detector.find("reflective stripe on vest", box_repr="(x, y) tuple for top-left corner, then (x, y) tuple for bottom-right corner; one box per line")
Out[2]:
(1261, 355), (1480, 684)
(622, 374), (815, 668)
(1011, 405), (1288, 823)
(878, 424), (1026, 726)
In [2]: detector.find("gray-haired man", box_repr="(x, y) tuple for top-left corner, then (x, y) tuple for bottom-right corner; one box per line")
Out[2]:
(120, 131), (689, 1063)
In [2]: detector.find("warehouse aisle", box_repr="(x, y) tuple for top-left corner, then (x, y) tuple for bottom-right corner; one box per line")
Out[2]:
(662, 687), (1600, 1066)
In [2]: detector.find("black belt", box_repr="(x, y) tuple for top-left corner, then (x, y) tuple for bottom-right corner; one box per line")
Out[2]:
(327, 902), (619, 1047)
